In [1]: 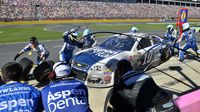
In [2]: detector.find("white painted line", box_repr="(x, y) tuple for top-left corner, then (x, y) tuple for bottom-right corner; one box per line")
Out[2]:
(0, 39), (62, 45)
(43, 25), (65, 32)
(0, 31), (4, 33)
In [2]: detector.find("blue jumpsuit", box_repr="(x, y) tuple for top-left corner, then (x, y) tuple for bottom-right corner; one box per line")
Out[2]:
(165, 29), (176, 42)
(165, 29), (179, 55)
(41, 79), (92, 112)
(179, 29), (198, 61)
(83, 34), (96, 48)
(59, 33), (83, 63)
(0, 82), (43, 112)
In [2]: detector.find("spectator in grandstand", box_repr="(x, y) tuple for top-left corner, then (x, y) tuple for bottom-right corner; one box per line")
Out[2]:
(14, 36), (49, 65)
(82, 29), (97, 49)
(177, 22), (199, 62)
(109, 59), (180, 112)
(41, 62), (92, 112)
(59, 28), (84, 63)
(0, 62), (43, 112)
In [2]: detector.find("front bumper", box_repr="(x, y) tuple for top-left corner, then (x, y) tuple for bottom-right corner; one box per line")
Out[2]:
(72, 67), (114, 88)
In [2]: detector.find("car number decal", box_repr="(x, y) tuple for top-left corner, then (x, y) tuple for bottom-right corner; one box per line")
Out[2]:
(142, 50), (154, 65)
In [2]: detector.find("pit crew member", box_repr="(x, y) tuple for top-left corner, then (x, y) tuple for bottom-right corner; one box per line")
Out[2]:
(14, 36), (49, 65)
(0, 62), (43, 112)
(41, 62), (92, 112)
(82, 29), (97, 49)
(165, 24), (179, 55)
(177, 23), (199, 62)
(131, 27), (139, 33)
(109, 59), (180, 112)
(59, 29), (84, 63)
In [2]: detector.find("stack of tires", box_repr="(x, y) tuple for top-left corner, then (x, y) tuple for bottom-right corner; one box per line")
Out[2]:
(18, 57), (55, 85)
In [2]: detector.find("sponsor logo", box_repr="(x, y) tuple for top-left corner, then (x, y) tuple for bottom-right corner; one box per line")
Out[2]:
(0, 98), (33, 111)
(0, 87), (31, 94)
(91, 48), (118, 58)
(47, 89), (88, 112)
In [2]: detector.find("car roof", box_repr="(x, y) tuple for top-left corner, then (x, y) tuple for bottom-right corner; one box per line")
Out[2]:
(123, 32), (151, 39)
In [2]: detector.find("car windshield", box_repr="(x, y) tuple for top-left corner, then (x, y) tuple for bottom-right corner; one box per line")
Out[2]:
(99, 35), (135, 51)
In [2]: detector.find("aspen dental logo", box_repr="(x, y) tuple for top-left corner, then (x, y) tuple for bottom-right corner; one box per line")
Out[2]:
(47, 89), (87, 112)
(0, 98), (33, 112)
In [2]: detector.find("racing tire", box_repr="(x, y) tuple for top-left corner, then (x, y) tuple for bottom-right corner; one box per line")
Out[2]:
(161, 47), (172, 63)
(46, 60), (55, 67)
(18, 57), (33, 81)
(33, 61), (53, 85)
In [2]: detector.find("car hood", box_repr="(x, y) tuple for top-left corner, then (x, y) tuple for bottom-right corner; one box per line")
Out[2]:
(73, 47), (123, 70)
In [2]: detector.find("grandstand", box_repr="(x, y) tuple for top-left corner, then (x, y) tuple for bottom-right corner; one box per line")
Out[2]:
(0, 0), (200, 21)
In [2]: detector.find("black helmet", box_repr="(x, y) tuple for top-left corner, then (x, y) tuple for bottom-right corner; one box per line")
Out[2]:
(30, 36), (37, 44)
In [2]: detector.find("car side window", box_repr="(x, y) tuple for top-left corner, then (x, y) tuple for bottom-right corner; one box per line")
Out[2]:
(151, 36), (161, 44)
(137, 38), (151, 50)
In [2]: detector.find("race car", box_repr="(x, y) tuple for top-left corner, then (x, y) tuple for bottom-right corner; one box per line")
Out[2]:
(71, 32), (172, 87)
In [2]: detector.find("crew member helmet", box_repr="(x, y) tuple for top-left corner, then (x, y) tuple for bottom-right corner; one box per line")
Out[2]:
(131, 27), (138, 33)
(167, 24), (173, 31)
(30, 36), (37, 44)
(182, 23), (190, 31)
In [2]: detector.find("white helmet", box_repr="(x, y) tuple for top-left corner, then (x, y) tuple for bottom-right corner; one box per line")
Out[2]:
(71, 31), (78, 38)
(131, 27), (138, 33)
(182, 23), (190, 31)
(167, 24), (173, 30)
(53, 62), (71, 78)
(83, 29), (90, 36)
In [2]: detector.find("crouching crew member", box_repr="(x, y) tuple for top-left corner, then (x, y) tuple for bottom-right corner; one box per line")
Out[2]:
(14, 36), (49, 65)
(0, 62), (43, 112)
(41, 62), (92, 112)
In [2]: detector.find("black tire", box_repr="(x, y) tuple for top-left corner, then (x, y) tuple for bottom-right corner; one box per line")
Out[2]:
(18, 57), (33, 81)
(46, 60), (55, 67)
(33, 61), (53, 84)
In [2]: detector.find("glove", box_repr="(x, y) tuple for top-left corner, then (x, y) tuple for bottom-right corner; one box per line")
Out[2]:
(14, 54), (20, 61)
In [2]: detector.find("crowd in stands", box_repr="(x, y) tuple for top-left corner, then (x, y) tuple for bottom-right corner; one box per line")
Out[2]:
(0, 0), (200, 21)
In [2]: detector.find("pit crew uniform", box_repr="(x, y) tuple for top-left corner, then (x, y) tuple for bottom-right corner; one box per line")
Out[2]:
(82, 29), (97, 49)
(0, 81), (43, 112)
(165, 27), (179, 55)
(109, 70), (179, 112)
(41, 79), (92, 112)
(165, 28), (177, 42)
(178, 29), (198, 61)
(20, 42), (49, 64)
(59, 31), (83, 63)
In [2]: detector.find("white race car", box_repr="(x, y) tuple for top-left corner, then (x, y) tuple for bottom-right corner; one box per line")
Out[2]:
(71, 32), (172, 87)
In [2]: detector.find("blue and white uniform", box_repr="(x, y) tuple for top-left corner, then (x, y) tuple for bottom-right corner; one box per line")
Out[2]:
(165, 29), (177, 42)
(21, 42), (49, 64)
(82, 29), (97, 48)
(59, 32), (83, 63)
(179, 29), (198, 61)
(0, 82), (43, 112)
(41, 79), (91, 112)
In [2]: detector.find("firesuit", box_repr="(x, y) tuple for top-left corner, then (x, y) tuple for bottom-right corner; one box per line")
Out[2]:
(178, 23), (198, 61)
(0, 82), (43, 112)
(59, 30), (83, 63)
